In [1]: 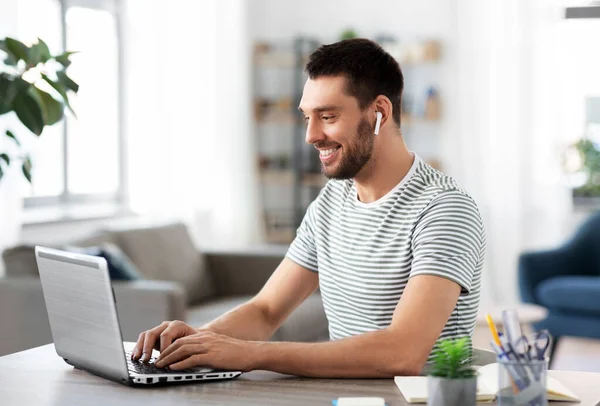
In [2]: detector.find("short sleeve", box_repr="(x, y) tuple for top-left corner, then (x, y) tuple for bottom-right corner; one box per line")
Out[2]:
(410, 190), (485, 294)
(286, 200), (319, 272)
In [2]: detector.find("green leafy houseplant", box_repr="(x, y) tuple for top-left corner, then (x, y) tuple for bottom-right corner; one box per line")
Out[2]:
(428, 337), (477, 379)
(426, 338), (477, 406)
(0, 37), (78, 183)
(572, 139), (600, 198)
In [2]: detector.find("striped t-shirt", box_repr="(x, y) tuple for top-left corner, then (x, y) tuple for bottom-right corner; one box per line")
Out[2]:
(286, 153), (485, 357)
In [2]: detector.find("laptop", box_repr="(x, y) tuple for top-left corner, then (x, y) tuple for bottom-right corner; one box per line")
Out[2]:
(35, 246), (243, 386)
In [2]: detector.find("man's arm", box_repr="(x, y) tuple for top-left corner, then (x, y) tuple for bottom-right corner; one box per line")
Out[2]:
(156, 274), (461, 377)
(250, 274), (461, 377)
(200, 258), (319, 341)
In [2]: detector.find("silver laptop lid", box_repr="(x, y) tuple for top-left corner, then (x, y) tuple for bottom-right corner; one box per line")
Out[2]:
(35, 246), (129, 382)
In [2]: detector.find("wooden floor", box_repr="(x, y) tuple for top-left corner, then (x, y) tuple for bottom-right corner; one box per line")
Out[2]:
(473, 327), (600, 372)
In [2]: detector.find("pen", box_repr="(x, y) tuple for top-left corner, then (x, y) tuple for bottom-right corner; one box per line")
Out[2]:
(491, 341), (526, 392)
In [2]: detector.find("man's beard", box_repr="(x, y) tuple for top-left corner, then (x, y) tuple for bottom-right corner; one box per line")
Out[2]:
(321, 118), (374, 180)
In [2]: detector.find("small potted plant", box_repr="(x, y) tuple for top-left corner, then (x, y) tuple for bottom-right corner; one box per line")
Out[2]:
(427, 337), (477, 406)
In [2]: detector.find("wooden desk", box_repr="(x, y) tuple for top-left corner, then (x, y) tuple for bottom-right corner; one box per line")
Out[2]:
(1, 345), (599, 406)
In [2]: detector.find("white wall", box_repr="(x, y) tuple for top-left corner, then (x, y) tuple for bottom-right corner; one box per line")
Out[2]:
(0, 1), (17, 37)
(249, 0), (457, 41)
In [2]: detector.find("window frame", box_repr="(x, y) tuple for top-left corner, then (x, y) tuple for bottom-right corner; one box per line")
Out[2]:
(23, 0), (128, 213)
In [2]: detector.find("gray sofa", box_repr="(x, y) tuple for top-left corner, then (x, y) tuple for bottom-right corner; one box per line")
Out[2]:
(0, 222), (329, 356)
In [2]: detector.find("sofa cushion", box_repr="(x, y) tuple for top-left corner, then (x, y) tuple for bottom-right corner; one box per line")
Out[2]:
(109, 222), (215, 304)
(2, 245), (39, 277)
(2, 239), (139, 281)
(64, 243), (142, 281)
(187, 296), (250, 328)
(2, 232), (114, 277)
(537, 276), (600, 316)
(186, 293), (329, 342)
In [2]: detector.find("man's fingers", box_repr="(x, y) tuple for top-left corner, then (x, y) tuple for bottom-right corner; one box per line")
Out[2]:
(159, 332), (173, 354)
(141, 322), (169, 362)
(158, 333), (198, 361)
(156, 343), (205, 368)
(169, 354), (208, 371)
(159, 322), (186, 353)
(132, 332), (146, 360)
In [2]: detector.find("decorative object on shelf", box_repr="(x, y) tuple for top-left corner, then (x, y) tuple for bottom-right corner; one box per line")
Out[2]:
(381, 38), (442, 65)
(422, 40), (442, 61)
(424, 86), (441, 121)
(426, 337), (477, 406)
(339, 29), (359, 41)
(254, 97), (295, 122)
(0, 37), (78, 184)
(258, 154), (291, 170)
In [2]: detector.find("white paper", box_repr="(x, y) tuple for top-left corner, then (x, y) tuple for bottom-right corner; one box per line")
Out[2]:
(337, 397), (385, 406)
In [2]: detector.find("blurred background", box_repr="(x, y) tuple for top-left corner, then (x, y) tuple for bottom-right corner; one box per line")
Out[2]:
(1, 0), (600, 372)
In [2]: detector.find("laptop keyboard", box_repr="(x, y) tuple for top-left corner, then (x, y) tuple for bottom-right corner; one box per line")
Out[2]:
(125, 350), (212, 375)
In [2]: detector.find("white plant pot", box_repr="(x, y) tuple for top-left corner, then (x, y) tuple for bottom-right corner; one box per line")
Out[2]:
(427, 376), (477, 406)
(0, 164), (24, 276)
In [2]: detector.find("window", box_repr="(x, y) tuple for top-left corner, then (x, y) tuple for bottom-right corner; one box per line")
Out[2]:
(18, 0), (125, 211)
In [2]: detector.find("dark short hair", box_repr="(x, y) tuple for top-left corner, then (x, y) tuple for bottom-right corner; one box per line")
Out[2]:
(305, 38), (404, 126)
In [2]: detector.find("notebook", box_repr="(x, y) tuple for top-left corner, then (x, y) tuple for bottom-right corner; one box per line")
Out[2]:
(394, 363), (581, 403)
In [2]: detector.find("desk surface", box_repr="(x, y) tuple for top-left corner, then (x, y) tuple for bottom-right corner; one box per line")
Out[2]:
(1, 345), (599, 406)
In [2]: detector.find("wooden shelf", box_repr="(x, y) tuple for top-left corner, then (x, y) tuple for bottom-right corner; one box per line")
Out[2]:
(255, 114), (300, 125)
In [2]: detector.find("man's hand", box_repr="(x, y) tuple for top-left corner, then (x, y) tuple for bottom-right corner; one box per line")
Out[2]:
(154, 330), (257, 372)
(131, 320), (198, 362)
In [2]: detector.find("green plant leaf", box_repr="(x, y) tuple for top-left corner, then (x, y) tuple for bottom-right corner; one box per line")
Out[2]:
(0, 73), (18, 114)
(29, 37), (52, 65)
(12, 90), (44, 136)
(4, 37), (30, 63)
(3, 57), (17, 66)
(0, 40), (18, 65)
(0, 153), (10, 166)
(427, 338), (476, 379)
(22, 156), (32, 183)
(41, 73), (76, 117)
(5, 130), (21, 146)
(54, 51), (78, 68)
(0, 164), (3, 182)
(56, 70), (79, 93)
(29, 86), (64, 126)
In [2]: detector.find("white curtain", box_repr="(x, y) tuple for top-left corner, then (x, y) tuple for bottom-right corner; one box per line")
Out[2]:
(124, 0), (261, 247)
(0, 0), (23, 276)
(449, 0), (571, 307)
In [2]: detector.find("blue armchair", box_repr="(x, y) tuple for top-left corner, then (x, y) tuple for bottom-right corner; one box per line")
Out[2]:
(519, 210), (600, 345)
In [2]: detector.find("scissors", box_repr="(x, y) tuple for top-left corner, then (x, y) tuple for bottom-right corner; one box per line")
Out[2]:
(512, 330), (552, 361)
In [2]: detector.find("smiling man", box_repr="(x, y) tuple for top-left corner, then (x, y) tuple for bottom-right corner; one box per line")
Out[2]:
(132, 38), (485, 378)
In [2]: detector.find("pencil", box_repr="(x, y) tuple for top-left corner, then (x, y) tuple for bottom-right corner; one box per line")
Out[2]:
(486, 314), (502, 347)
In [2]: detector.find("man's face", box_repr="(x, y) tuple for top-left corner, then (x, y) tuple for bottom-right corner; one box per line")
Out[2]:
(298, 76), (374, 180)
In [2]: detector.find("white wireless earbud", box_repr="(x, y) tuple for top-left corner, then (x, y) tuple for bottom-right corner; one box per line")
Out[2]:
(374, 111), (382, 135)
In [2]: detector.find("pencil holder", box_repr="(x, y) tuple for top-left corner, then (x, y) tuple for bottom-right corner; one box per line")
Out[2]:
(497, 359), (547, 406)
